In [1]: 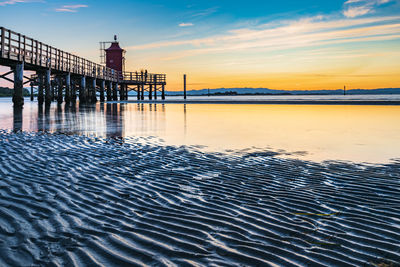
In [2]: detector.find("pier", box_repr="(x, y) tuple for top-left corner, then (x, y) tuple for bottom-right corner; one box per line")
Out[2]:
(0, 26), (166, 107)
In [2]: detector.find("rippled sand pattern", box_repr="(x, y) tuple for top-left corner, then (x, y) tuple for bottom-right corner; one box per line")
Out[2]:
(0, 131), (400, 266)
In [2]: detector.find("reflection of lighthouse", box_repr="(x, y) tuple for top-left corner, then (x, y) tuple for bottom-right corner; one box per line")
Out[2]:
(105, 36), (126, 73)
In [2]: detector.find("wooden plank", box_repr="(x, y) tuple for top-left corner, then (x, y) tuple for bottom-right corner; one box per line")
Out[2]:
(35, 40), (38, 65)
(47, 45), (50, 67)
(39, 42), (42, 66)
(0, 27), (4, 58)
(0, 76), (13, 83)
(18, 33), (21, 61)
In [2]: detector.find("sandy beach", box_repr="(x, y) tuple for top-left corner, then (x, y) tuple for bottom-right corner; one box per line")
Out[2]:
(1, 130), (399, 266)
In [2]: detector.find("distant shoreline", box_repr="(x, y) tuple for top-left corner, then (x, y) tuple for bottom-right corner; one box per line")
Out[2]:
(118, 99), (400, 105)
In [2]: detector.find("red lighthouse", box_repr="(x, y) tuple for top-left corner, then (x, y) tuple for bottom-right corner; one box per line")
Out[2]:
(105, 35), (125, 72)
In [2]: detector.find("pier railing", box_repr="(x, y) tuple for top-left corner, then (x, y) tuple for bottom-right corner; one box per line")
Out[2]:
(1, 26), (167, 84)
(121, 71), (166, 85)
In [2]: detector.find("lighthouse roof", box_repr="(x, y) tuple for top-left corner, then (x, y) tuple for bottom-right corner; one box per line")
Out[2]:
(106, 42), (125, 52)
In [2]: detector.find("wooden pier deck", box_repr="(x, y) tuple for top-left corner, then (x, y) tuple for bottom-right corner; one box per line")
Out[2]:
(0, 26), (166, 106)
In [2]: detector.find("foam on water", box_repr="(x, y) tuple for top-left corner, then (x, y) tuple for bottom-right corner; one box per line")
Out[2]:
(0, 131), (399, 266)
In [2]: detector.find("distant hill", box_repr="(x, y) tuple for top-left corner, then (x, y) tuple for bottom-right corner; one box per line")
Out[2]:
(165, 87), (400, 96)
(0, 87), (30, 97)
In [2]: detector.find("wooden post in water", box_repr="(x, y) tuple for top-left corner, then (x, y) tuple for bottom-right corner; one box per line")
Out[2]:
(100, 80), (105, 102)
(30, 82), (34, 101)
(137, 85), (140, 100)
(154, 75), (157, 100)
(13, 62), (24, 107)
(112, 83), (118, 101)
(92, 78), (97, 103)
(51, 79), (56, 102)
(141, 84), (145, 100)
(183, 74), (187, 100)
(149, 84), (153, 100)
(344, 85), (346, 96)
(107, 81), (112, 101)
(79, 76), (86, 103)
(162, 84), (165, 100)
(38, 72), (44, 105)
(57, 76), (63, 104)
(65, 73), (71, 104)
(122, 84), (126, 101)
(119, 84), (123, 101)
(71, 79), (77, 103)
(45, 69), (51, 105)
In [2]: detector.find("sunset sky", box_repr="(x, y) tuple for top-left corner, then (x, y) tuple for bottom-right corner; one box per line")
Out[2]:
(1, 0), (400, 90)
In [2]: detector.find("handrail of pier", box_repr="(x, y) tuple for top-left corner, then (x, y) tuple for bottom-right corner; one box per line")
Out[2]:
(0, 26), (119, 81)
(0, 26), (167, 85)
(121, 71), (166, 84)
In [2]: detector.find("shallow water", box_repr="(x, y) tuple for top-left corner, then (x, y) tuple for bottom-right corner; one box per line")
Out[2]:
(1, 98), (400, 163)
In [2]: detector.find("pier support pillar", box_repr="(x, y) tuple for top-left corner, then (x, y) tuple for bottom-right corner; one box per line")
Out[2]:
(71, 79), (77, 103)
(106, 81), (112, 101)
(12, 62), (24, 107)
(162, 84), (165, 100)
(137, 85), (140, 100)
(38, 72), (44, 105)
(79, 76), (86, 103)
(51, 80), (56, 102)
(57, 76), (63, 104)
(149, 84), (153, 100)
(30, 83), (34, 101)
(113, 83), (118, 101)
(183, 74), (187, 100)
(45, 69), (51, 105)
(154, 75), (157, 100)
(65, 73), (71, 104)
(141, 84), (145, 100)
(91, 78), (97, 103)
(119, 84), (124, 101)
(100, 80), (105, 102)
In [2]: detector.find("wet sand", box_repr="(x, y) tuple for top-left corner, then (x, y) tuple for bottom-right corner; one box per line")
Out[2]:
(1, 130), (399, 266)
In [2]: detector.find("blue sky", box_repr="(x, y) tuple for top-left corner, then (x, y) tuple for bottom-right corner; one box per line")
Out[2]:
(1, 0), (400, 90)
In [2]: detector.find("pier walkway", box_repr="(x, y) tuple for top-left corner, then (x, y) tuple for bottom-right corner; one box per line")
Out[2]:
(0, 26), (166, 107)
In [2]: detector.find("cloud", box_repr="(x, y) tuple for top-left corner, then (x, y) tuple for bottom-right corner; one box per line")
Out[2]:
(191, 7), (219, 18)
(0, 0), (42, 6)
(55, 4), (88, 12)
(127, 15), (400, 61)
(343, 5), (373, 17)
(343, 0), (394, 18)
(179, 23), (194, 27)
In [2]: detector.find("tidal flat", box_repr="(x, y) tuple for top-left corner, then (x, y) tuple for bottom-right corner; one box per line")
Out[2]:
(0, 99), (400, 266)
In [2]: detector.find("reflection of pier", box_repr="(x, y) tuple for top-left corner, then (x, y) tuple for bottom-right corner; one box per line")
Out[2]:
(0, 26), (167, 107)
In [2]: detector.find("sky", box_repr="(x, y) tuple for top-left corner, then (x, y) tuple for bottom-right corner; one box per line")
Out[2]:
(1, 0), (400, 91)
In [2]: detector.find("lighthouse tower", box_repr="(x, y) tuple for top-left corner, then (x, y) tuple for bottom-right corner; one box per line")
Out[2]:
(105, 35), (125, 72)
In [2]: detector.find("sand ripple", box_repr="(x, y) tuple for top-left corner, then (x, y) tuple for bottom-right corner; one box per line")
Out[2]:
(0, 131), (399, 266)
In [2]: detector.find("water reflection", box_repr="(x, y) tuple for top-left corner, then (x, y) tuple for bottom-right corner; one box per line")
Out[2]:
(8, 102), (170, 142)
(2, 99), (400, 163)
(13, 106), (23, 132)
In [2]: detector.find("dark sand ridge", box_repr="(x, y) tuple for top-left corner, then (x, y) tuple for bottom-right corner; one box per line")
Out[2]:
(0, 131), (400, 266)
(117, 100), (400, 105)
